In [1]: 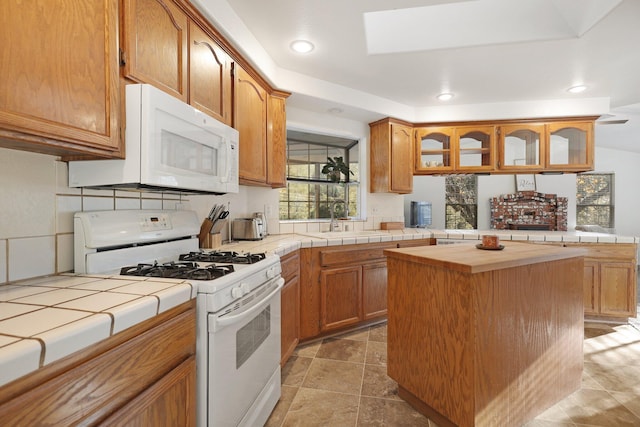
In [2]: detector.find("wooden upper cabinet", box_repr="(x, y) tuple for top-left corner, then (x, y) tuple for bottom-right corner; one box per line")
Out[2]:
(0, 0), (121, 157)
(497, 123), (545, 171)
(369, 118), (413, 194)
(546, 121), (594, 172)
(234, 64), (268, 185)
(454, 125), (495, 172)
(188, 21), (232, 125)
(414, 127), (455, 174)
(122, 0), (189, 102)
(267, 93), (288, 188)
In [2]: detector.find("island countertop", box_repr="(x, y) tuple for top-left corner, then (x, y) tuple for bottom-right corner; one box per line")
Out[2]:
(384, 240), (587, 273)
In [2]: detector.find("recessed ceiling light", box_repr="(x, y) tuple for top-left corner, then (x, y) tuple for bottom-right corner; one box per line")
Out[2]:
(328, 107), (343, 114)
(567, 85), (587, 94)
(290, 40), (314, 54)
(437, 93), (454, 101)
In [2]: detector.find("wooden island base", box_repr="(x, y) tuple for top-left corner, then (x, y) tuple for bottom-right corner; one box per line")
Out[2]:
(384, 242), (585, 427)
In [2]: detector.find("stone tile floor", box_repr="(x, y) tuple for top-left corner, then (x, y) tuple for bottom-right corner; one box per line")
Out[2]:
(266, 321), (640, 427)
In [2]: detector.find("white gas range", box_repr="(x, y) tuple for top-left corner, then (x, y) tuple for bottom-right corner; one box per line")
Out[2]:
(74, 210), (283, 427)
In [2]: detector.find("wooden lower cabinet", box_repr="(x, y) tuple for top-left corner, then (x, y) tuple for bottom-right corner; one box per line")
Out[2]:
(0, 300), (196, 426)
(280, 251), (300, 366)
(101, 356), (196, 426)
(300, 239), (433, 341)
(363, 261), (388, 320)
(543, 242), (637, 320)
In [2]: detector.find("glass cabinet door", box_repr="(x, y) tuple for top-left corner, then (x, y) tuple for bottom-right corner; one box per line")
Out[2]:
(455, 126), (495, 171)
(414, 127), (454, 173)
(547, 121), (593, 171)
(498, 124), (544, 171)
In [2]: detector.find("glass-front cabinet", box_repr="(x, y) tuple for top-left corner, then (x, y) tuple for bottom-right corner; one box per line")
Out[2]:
(414, 127), (454, 173)
(497, 124), (545, 171)
(455, 125), (495, 172)
(414, 126), (495, 173)
(546, 121), (594, 171)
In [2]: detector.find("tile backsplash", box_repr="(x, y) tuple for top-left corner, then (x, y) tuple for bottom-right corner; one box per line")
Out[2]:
(0, 148), (188, 285)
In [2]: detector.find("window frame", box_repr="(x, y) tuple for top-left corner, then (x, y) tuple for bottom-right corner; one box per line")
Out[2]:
(445, 175), (478, 229)
(576, 172), (615, 229)
(279, 130), (362, 221)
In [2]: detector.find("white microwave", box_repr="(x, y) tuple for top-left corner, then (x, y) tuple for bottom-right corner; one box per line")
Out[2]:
(69, 84), (239, 194)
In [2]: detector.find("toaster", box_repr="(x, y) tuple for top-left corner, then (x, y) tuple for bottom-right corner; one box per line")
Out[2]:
(232, 218), (265, 240)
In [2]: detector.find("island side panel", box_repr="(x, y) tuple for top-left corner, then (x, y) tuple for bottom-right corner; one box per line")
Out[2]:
(473, 258), (584, 426)
(387, 257), (476, 427)
(387, 253), (584, 427)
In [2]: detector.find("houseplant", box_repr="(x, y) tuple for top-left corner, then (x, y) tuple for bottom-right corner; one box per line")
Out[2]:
(321, 156), (353, 183)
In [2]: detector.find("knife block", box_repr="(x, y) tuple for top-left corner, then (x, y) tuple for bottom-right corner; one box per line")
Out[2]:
(198, 218), (223, 249)
(202, 233), (222, 249)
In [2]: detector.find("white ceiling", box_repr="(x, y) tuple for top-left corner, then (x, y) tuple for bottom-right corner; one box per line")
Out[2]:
(193, 0), (640, 153)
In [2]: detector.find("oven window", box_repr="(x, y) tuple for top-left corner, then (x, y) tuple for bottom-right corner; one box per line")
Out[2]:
(236, 306), (271, 368)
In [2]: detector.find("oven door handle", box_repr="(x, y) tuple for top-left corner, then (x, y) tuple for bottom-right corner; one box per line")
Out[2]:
(214, 277), (284, 328)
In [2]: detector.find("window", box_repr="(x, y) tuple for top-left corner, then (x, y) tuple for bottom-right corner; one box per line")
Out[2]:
(279, 130), (359, 220)
(576, 173), (614, 228)
(445, 175), (477, 229)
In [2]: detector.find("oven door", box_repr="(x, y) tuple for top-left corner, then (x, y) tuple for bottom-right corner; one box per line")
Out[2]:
(207, 277), (283, 427)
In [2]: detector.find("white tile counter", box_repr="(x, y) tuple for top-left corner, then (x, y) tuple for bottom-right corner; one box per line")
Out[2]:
(1, 228), (636, 387)
(0, 274), (195, 387)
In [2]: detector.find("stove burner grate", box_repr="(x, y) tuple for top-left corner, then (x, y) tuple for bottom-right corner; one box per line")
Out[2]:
(119, 261), (235, 280)
(179, 250), (266, 264)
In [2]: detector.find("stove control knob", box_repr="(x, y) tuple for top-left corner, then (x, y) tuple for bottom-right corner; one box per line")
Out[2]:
(266, 266), (278, 279)
(240, 283), (250, 294)
(231, 286), (244, 298)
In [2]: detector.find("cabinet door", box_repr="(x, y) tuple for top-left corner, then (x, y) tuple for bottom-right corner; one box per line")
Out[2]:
(583, 260), (598, 315)
(546, 121), (594, 172)
(414, 127), (454, 174)
(122, 0), (188, 102)
(599, 261), (636, 317)
(498, 124), (545, 171)
(234, 65), (268, 184)
(101, 356), (196, 426)
(363, 262), (388, 320)
(188, 21), (232, 125)
(267, 94), (287, 188)
(320, 266), (362, 332)
(390, 123), (413, 193)
(0, 0), (120, 157)
(455, 125), (495, 172)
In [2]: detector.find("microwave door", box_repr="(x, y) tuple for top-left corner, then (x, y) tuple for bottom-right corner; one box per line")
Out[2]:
(142, 109), (226, 193)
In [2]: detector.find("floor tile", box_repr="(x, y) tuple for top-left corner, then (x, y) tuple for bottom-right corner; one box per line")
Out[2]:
(283, 388), (359, 427)
(365, 340), (387, 365)
(361, 364), (400, 400)
(315, 337), (367, 363)
(357, 396), (431, 426)
(368, 323), (387, 342)
(558, 388), (640, 426)
(293, 341), (320, 358)
(270, 321), (640, 427)
(302, 358), (364, 395)
(281, 356), (312, 387)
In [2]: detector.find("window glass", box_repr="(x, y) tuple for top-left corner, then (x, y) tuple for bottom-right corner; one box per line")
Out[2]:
(576, 173), (614, 228)
(445, 175), (477, 229)
(279, 131), (359, 220)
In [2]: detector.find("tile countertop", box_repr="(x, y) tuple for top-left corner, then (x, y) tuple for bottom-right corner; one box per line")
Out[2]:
(0, 274), (195, 387)
(223, 228), (639, 255)
(1, 228), (637, 388)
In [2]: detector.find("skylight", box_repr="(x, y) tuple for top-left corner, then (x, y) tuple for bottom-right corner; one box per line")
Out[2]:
(363, 0), (622, 55)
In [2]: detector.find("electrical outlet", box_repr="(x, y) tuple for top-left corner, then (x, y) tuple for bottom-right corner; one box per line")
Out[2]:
(264, 204), (273, 217)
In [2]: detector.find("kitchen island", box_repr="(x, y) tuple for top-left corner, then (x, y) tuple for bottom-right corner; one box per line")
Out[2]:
(384, 241), (586, 427)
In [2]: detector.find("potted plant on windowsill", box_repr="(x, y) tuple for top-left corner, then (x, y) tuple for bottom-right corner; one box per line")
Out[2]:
(321, 156), (353, 183)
